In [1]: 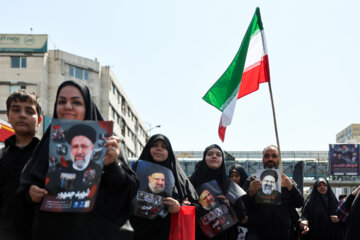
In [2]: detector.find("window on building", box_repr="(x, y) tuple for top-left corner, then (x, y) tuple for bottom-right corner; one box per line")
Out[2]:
(69, 66), (75, 77)
(69, 65), (89, 80)
(120, 141), (125, 152)
(121, 120), (126, 137)
(117, 90), (121, 103)
(10, 85), (26, 93)
(112, 107), (116, 119)
(75, 68), (83, 79)
(116, 113), (119, 125)
(112, 83), (115, 95)
(11, 57), (26, 68)
(121, 98), (126, 114)
(84, 70), (89, 80)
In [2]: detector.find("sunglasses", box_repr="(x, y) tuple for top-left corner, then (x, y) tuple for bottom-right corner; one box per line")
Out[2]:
(264, 154), (278, 158)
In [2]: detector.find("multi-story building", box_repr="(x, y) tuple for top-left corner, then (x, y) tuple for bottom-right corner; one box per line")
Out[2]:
(0, 34), (147, 157)
(336, 124), (360, 144)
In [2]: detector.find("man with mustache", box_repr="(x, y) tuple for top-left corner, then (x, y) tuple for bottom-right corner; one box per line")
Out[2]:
(242, 145), (304, 240)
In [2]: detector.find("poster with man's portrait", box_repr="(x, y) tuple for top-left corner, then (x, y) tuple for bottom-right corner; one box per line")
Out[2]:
(133, 160), (175, 219)
(255, 169), (281, 205)
(329, 144), (359, 176)
(41, 119), (113, 212)
(195, 180), (239, 238)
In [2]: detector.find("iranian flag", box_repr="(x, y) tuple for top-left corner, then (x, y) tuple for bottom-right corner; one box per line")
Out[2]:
(203, 7), (270, 142)
(0, 119), (14, 143)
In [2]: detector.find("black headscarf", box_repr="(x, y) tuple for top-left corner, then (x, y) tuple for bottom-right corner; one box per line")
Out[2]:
(301, 178), (340, 240)
(20, 80), (103, 188)
(228, 164), (248, 188)
(190, 144), (229, 194)
(138, 134), (198, 203)
(52, 81), (103, 121)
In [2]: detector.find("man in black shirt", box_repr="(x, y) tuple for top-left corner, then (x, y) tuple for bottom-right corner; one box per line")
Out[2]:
(243, 145), (304, 240)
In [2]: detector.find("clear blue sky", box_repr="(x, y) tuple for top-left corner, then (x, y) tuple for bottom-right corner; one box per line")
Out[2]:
(3, 0), (360, 151)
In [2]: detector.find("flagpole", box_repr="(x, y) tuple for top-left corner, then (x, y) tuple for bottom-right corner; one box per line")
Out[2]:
(267, 81), (282, 171)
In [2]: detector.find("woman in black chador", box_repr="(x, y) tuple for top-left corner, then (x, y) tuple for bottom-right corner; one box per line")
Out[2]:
(343, 187), (360, 240)
(19, 80), (138, 240)
(301, 178), (343, 240)
(190, 144), (247, 240)
(130, 134), (198, 240)
(228, 164), (248, 189)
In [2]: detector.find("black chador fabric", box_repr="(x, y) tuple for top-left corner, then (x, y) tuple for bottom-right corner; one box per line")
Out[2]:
(19, 80), (138, 240)
(228, 164), (248, 188)
(301, 179), (343, 240)
(344, 191), (360, 240)
(190, 144), (245, 240)
(0, 135), (39, 240)
(130, 134), (198, 240)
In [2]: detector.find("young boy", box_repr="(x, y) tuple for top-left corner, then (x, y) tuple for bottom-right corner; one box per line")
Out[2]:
(0, 90), (42, 239)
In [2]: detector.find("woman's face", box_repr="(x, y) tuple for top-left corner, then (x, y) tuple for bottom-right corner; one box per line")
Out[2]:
(316, 182), (328, 195)
(205, 147), (223, 170)
(230, 171), (241, 185)
(56, 85), (86, 120)
(150, 140), (169, 163)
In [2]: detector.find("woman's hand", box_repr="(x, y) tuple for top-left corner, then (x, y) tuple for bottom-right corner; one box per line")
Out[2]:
(104, 136), (121, 166)
(182, 197), (191, 206)
(241, 216), (249, 224)
(216, 195), (229, 205)
(330, 215), (340, 223)
(249, 180), (262, 197)
(162, 197), (180, 214)
(352, 185), (360, 196)
(300, 220), (309, 235)
(29, 185), (48, 203)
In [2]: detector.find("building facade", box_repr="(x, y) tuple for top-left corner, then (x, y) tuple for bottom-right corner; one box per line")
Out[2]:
(336, 124), (360, 144)
(0, 34), (147, 157)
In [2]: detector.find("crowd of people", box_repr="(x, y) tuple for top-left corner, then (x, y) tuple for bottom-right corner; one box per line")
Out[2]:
(0, 80), (359, 240)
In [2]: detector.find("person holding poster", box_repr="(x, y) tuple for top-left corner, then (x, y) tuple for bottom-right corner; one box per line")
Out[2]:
(19, 81), (138, 240)
(190, 144), (247, 240)
(243, 145), (303, 240)
(228, 165), (249, 240)
(130, 134), (198, 240)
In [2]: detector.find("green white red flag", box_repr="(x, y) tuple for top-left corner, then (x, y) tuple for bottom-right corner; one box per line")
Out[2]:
(0, 119), (14, 143)
(203, 7), (270, 142)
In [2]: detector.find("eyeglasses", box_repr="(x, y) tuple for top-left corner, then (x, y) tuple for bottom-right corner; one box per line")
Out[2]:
(264, 154), (278, 158)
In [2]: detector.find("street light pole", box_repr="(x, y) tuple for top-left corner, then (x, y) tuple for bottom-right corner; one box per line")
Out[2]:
(147, 124), (161, 138)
